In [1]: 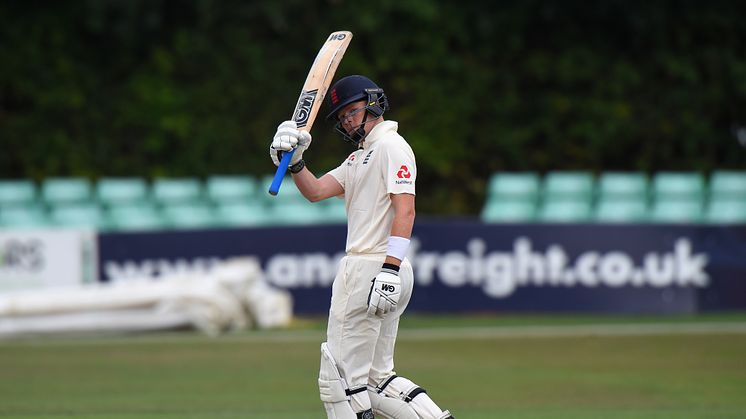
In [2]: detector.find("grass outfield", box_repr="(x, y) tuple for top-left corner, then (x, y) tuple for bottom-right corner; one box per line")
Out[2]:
(1, 313), (745, 418)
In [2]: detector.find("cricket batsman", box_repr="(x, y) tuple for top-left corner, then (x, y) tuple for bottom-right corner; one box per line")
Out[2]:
(270, 75), (454, 419)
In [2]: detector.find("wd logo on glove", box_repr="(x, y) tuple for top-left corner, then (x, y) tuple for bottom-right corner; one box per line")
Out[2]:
(381, 284), (396, 292)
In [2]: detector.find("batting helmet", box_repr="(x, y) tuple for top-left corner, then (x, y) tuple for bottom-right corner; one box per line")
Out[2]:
(326, 75), (389, 144)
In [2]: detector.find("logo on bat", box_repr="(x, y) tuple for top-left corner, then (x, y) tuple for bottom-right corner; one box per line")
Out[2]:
(293, 89), (318, 128)
(329, 33), (347, 41)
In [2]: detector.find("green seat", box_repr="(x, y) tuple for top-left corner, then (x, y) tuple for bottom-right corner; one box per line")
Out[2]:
(206, 175), (258, 204)
(0, 206), (49, 228)
(543, 171), (595, 200)
(261, 175), (306, 203)
(709, 170), (746, 200)
(594, 199), (648, 223)
(96, 177), (148, 207)
(48, 203), (104, 229)
(704, 199), (746, 223)
(106, 204), (166, 231)
(259, 175), (276, 198)
(649, 199), (702, 223)
(597, 172), (648, 199)
(152, 178), (203, 205)
(161, 202), (216, 229)
(487, 172), (540, 201)
(214, 202), (269, 227)
(537, 200), (592, 222)
(270, 201), (326, 225)
(481, 200), (536, 222)
(652, 172), (705, 200)
(42, 178), (93, 205)
(0, 180), (37, 206)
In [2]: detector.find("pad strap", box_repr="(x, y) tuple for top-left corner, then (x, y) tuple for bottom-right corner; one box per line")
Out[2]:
(405, 387), (427, 402)
(376, 374), (398, 393)
(346, 386), (367, 396)
(376, 374), (428, 403)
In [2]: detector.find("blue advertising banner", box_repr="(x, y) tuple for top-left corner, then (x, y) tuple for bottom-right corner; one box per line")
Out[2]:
(97, 222), (746, 315)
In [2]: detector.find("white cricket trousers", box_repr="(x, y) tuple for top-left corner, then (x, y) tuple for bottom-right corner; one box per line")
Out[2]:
(324, 254), (414, 411)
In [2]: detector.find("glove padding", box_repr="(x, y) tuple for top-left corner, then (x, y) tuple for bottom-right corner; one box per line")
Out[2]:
(367, 265), (401, 318)
(269, 120), (312, 167)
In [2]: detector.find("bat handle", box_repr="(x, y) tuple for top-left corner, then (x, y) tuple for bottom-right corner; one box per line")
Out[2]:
(268, 149), (296, 195)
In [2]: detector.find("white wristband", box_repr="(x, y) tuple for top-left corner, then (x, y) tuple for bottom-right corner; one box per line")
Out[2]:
(386, 236), (410, 261)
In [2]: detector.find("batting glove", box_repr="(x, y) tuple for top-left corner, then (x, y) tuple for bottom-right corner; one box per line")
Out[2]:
(269, 120), (312, 167)
(367, 263), (401, 318)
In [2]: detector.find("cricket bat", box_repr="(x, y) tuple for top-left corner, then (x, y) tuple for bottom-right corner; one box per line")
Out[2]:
(268, 31), (353, 196)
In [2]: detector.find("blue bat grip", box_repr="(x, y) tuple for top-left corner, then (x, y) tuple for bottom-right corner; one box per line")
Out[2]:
(268, 149), (296, 195)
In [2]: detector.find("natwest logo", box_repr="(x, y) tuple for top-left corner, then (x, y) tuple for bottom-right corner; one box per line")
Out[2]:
(397, 165), (411, 179)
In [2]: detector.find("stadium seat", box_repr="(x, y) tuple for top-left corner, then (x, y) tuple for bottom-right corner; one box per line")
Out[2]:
(652, 172), (705, 200)
(206, 175), (258, 204)
(96, 177), (148, 207)
(594, 199), (648, 223)
(597, 172), (648, 199)
(270, 201), (326, 225)
(161, 202), (216, 229)
(41, 177), (93, 205)
(151, 178), (204, 205)
(649, 199), (703, 223)
(48, 203), (104, 229)
(487, 172), (540, 201)
(0, 180), (37, 207)
(704, 199), (746, 223)
(709, 170), (746, 200)
(483, 172), (540, 223)
(213, 202), (269, 227)
(535, 172), (595, 222)
(0, 206), (49, 228)
(259, 174), (276, 195)
(106, 204), (167, 231)
(481, 200), (536, 222)
(260, 175), (306, 204)
(542, 171), (595, 200)
(537, 200), (592, 222)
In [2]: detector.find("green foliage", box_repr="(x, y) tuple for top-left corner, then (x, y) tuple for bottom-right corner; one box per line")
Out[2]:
(1, 0), (745, 214)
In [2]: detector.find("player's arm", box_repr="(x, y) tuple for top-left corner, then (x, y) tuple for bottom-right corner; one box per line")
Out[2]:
(385, 192), (415, 267)
(292, 169), (343, 202)
(368, 192), (414, 318)
(269, 120), (344, 202)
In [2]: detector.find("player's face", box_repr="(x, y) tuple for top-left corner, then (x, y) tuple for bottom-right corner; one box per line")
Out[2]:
(336, 101), (367, 134)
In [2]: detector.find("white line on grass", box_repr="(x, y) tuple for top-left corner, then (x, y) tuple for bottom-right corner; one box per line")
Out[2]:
(3, 322), (746, 347)
(396, 322), (746, 341)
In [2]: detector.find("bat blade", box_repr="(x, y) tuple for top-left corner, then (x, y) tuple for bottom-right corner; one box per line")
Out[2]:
(269, 31), (353, 196)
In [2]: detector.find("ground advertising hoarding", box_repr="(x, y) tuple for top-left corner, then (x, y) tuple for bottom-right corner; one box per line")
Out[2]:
(97, 222), (746, 315)
(0, 229), (97, 292)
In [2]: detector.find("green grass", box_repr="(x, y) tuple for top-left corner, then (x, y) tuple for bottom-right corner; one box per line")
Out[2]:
(1, 314), (745, 418)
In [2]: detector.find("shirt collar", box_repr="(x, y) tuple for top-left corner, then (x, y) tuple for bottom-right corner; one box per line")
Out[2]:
(361, 120), (398, 149)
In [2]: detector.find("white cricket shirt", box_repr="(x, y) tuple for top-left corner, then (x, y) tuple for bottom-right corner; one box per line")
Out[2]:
(327, 120), (416, 255)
